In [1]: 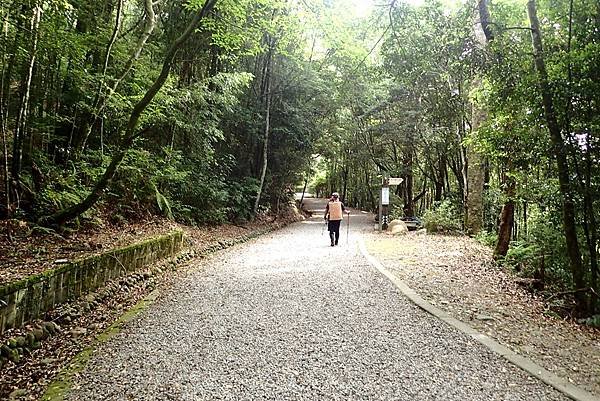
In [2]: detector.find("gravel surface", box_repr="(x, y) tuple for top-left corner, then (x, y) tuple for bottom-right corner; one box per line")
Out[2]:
(65, 199), (569, 401)
(364, 232), (600, 397)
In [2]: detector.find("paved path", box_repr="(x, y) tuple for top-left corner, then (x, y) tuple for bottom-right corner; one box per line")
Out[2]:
(65, 198), (568, 400)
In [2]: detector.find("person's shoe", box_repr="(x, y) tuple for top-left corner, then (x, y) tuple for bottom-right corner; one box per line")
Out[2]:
(335, 241), (338, 246)
(330, 241), (335, 247)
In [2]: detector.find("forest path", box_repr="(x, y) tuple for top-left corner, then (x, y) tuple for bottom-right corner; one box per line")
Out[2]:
(63, 197), (568, 400)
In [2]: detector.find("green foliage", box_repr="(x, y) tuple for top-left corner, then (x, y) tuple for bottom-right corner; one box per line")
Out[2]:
(226, 178), (260, 222)
(172, 171), (228, 225)
(502, 242), (541, 273)
(387, 193), (404, 220)
(154, 185), (173, 220)
(475, 230), (497, 248)
(492, 203), (571, 290)
(309, 168), (328, 196)
(1, 0), (598, 315)
(521, 206), (571, 287)
(422, 200), (462, 233)
(34, 152), (107, 219)
(109, 147), (189, 220)
(581, 315), (600, 328)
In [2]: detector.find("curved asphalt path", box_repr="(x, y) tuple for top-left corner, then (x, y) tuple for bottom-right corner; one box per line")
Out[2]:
(64, 198), (568, 400)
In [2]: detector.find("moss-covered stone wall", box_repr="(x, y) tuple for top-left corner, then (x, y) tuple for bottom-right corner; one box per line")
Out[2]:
(0, 231), (183, 334)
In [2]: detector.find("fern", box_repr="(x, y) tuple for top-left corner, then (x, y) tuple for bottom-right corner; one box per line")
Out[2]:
(153, 184), (173, 219)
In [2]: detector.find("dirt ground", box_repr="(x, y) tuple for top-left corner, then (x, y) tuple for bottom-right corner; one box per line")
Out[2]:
(0, 212), (295, 285)
(0, 217), (180, 285)
(365, 231), (600, 397)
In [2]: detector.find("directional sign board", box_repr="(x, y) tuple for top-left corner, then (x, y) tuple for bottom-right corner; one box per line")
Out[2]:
(388, 177), (403, 185)
(381, 187), (390, 205)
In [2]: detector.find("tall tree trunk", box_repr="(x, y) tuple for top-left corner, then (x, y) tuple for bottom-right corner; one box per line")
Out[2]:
(253, 39), (273, 216)
(403, 151), (414, 216)
(0, 5), (24, 133)
(0, 6), (14, 219)
(11, 4), (41, 183)
(366, 167), (375, 211)
(74, 0), (124, 154)
(584, 133), (598, 312)
(465, 0), (491, 235)
(299, 175), (308, 206)
(434, 177), (443, 202)
(98, 0), (124, 99)
(253, 78), (270, 214)
(341, 165), (348, 204)
(465, 134), (485, 234)
(41, 0), (217, 226)
(527, 0), (587, 312)
(1, 120), (8, 219)
(495, 172), (515, 257)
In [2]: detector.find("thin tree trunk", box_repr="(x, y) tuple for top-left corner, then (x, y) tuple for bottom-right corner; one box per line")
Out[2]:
(342, 165), (348, 204)
(523, 200), (528, 238)
(78, 0), (156, 154)
(253, 43), (272, 215)
(404, 170), (414, 216)
(11, 4), (41, 182)
(527, 0), (586, 312)
(99, 0), (124, 97)
(465, 0), (491, 235)
(403, 140), (414, 216)
(0, 7), (12, 219)
(1, 121), (8, 219)
(75, 0), (124, 153)
(366, 167), (375, 211)
(299, 175), (308, 206)
(41, 0), (217, 226)
(0, 5), (22, 134)
(457, 124), (468, 222)
(584, 133), (598, 312)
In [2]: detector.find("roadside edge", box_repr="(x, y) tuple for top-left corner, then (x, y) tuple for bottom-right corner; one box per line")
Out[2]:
(41, 289), (160, 401)
(357, 237), (599, 401)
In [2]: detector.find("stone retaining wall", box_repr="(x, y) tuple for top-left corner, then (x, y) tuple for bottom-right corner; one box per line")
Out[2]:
(0, 231), (184, 334)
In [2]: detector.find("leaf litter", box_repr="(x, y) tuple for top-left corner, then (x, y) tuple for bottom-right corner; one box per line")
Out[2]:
(365, 231), (600, 397)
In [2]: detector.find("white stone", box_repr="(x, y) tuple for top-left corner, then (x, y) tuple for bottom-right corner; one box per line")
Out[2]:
(387, 219), (408, 235)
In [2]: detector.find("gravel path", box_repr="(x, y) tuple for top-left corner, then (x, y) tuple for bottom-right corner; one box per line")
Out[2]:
(65, 199), (569, 401)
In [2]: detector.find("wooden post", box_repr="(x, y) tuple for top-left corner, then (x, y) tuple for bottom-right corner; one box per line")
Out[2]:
(378, 189), (383, 231)
(379, 176), (389, 231)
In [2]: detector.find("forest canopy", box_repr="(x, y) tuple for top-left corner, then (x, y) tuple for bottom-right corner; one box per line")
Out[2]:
(0, 0), (598, 315)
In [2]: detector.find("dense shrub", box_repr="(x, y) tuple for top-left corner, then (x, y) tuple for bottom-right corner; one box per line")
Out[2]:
(226, 178), (260, 222)
(502, 241), (541, 273)
(481, 204), (572, 292)
(475, 230), (497, 248)
(33, 151), (107, 220)
(422, 200), (462, 233)
(109, 147), (188, 220)
(509, 206), (571, 289)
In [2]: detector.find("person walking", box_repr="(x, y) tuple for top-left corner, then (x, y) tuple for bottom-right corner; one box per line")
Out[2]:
(324, 192), (348, 246)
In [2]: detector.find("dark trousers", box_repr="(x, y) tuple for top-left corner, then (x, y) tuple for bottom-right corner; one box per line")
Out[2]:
(328, 220), (341, 244)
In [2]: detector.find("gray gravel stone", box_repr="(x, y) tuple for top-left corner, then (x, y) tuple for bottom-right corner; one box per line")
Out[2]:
(65, 200), (569, 401)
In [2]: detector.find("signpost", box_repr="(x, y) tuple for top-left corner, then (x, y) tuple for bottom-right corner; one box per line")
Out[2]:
(378, 177), (404, 231)
(381, 187), (390, 205)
